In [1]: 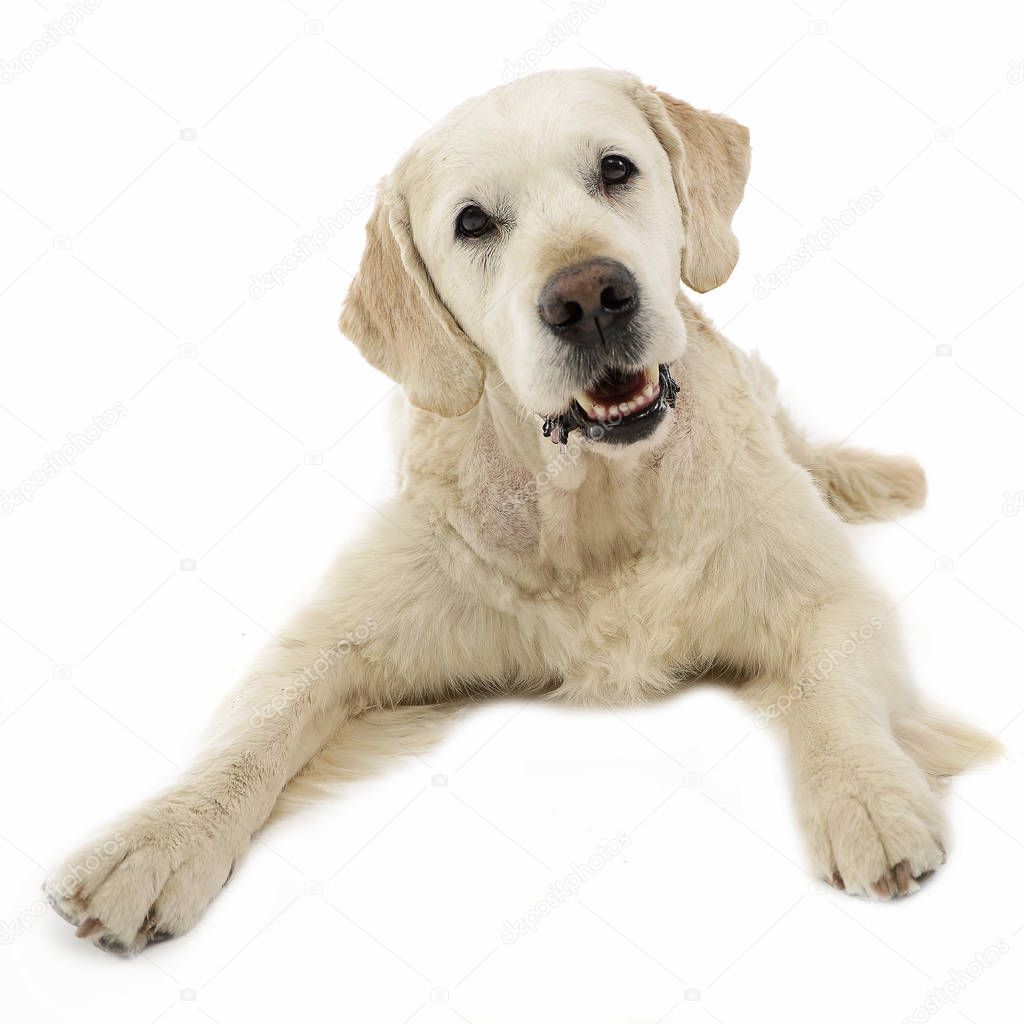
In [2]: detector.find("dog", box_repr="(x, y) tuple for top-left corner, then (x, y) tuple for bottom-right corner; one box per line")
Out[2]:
(45, 68), (999, 955)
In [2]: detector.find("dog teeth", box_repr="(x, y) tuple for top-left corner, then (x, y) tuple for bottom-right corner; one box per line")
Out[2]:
(574, 364), (665, 424)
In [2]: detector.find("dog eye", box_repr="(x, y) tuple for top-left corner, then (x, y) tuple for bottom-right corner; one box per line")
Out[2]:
(456, 205), (494, 239)
(600, 154), (635, 186)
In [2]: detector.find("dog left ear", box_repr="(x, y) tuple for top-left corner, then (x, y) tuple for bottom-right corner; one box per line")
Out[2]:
(631, 84), (751, 293)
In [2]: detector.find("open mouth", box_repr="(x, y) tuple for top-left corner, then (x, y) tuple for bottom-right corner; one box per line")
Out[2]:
(574, 363), (661, 422)
(543, 363), (679, 445)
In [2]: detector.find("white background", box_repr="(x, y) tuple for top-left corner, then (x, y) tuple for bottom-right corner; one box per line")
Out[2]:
(2, 0), (1023, 1021)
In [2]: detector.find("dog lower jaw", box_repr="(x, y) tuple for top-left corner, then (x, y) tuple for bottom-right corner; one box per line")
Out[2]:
(542, 364), (679, 446)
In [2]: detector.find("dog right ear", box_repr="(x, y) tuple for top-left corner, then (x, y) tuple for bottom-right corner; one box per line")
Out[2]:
(339, 186), (485, 418)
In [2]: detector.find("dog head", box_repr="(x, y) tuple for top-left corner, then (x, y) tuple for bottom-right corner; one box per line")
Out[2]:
(340, 69), (749, 449)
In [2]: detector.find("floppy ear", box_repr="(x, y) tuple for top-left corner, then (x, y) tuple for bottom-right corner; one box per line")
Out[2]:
(339, 185), (484, 417)
(633, 85), (750, 293)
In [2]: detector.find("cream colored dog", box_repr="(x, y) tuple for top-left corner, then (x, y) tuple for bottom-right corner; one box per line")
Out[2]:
(46, 69), (998, 955)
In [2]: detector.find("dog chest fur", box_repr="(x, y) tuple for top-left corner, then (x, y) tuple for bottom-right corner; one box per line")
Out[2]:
(389, 309), (853, 706)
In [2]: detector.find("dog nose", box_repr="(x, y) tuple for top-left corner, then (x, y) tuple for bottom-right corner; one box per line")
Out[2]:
(538, 258), (638, 337)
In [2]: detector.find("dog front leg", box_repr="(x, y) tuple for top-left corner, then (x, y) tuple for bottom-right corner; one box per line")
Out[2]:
(747, 595), (948, 899)
(43, 629), (381, 954)
(44, 514), (504, 953)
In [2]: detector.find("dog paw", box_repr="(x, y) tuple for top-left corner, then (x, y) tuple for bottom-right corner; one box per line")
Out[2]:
(43, 793), (244, 955)
(798, 756), (946, 899)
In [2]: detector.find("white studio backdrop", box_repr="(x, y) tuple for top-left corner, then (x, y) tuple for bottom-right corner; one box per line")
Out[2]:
(1, 1), (1023, 1022)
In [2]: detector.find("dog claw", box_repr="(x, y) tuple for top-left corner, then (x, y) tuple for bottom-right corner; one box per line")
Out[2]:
(75, 917), (104, 939)
(96, 934), (129, 955)
(868, 859), (923, 900)
(894, 860), (914, 895)
(44, 892), (77, 924)
(872, 875), (896, 900)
